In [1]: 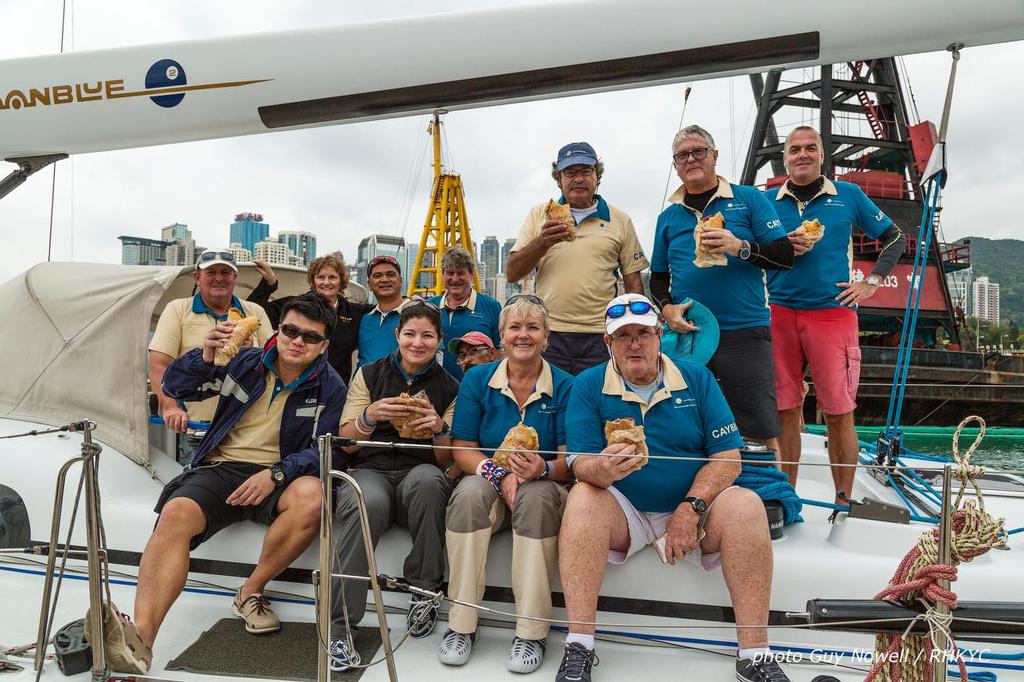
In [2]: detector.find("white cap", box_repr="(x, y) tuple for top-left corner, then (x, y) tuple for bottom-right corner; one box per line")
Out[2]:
(605, 293), (659, 336)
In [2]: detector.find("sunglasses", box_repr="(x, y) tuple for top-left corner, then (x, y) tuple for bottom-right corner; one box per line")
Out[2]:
(279, 323), (327, 345)
(198, 250), (235, 263)
(505, 294), (546, 308)
(367, 255), (400, 271)
(399, 297), (440, 313)
(606, 301), (654, 318)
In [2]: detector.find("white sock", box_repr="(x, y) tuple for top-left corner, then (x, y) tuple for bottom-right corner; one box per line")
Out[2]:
(738, 646), (771, 661)
(565, 633), (595, 650)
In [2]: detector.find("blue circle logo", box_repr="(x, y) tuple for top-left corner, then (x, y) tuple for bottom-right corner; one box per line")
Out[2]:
(146, 59), (187, 108)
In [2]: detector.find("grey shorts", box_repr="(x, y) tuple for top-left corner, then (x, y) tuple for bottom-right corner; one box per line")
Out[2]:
(606, 485), (732, 571)
(707, 326), (781, 440)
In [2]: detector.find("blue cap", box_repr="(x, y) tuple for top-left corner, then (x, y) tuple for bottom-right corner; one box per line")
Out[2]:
(555, 142), (598, 171)
(660, 298), (720, 367)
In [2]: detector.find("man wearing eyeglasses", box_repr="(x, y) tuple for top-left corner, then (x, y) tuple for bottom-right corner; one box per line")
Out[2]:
(106, 293), (347, 674)
(649, 125), (793, 452)
(766, 126), (906, 501)
(507, 141), (649, 375)
(357, 255), (406, 367)
(554, 293), (789, 682)
(447, 331), (501, 374)
(149, 249), (273, 433)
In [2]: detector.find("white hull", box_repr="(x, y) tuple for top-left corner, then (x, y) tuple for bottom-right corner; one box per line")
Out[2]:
(2, 416), (1022, 681)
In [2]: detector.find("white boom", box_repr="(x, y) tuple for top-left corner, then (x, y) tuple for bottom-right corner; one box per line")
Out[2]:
(0, 0), (1022, 159)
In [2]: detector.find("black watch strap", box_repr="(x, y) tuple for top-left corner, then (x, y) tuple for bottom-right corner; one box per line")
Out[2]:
(682, 496), (707, 514)
(270, 464), (286, 486)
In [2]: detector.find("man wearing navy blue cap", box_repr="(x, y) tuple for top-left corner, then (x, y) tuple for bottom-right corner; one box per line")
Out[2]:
(507, 142), (649, 376)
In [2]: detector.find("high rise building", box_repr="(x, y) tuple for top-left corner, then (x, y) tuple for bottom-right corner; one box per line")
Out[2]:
(279, 231), (317, 266)
(229, 212), (270, 254)
(501, 238), (516, 273)
(288, 254), (305, 267)
(118, 236), (168, 266)
(493, 273), (508, 304)
(946, 267), (973, 315)
(161, 223), (189, 242)
(355, 235), (407, 289)
(253, 238), (290, 266)
(161, 223), (197, 267)
(973, 275), (1000, 324)
(227, 243), (252, 263)
(481, 236), (500, 289)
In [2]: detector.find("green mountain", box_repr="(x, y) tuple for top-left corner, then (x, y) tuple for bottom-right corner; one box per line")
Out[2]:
(958, 237), (1024, 324)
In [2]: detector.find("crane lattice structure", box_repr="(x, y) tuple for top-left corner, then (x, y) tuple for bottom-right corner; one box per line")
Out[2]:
(407, 112), (479, 296)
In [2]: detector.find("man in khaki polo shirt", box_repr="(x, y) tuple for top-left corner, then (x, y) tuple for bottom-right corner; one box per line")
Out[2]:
(507, 142), (648, 375)
(149, 249), (272, 431)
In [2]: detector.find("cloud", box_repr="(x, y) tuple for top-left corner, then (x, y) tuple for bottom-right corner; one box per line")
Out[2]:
(1, 3), (1022, 285)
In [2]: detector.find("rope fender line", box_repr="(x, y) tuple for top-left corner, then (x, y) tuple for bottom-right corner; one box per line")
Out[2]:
(866, 416), (1008, 682)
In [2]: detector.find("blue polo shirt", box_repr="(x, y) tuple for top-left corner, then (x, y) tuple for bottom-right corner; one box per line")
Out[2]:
(192, 293), (247, 320)
(651, 177), (786, 330)
(451, 359), (573, 461)
(766, 178), (894, 310)
(428, 289), (502, 380)
(357, 305), (401, 367)
(567, 356), (744, 513)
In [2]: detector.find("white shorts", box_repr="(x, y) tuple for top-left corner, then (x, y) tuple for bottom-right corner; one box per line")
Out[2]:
(606, 485), (733, 571)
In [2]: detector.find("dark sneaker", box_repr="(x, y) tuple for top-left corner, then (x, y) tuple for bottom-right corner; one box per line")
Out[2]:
(735, 653), (791, 681)
(508, 636), (546, 673)
(328, 637), (361, 672)
(438, 629), (475, 666)
(555, 642), (598, 682)
(406, 594), (438, 638)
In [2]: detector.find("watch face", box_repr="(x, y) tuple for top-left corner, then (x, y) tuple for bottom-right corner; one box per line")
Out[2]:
(272, 468), (284, 483)
(692, 498), (708, 514)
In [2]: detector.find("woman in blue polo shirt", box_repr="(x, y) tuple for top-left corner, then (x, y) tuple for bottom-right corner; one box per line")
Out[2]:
(438, 295), (573, 674)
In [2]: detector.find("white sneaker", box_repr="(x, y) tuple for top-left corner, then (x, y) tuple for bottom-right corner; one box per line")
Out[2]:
(329, 637), (361, 672)
(438, 629), (475, 666)
(507, 636), (546, 673)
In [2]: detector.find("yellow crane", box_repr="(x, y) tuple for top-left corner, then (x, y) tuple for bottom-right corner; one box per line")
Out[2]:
(407, 111), (479, 296)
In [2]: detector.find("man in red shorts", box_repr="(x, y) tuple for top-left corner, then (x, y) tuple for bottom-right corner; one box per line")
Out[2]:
(765, 126), (906, 501)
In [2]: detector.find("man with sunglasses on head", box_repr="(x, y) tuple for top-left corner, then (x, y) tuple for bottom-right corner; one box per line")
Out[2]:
(555, 293), (789, 682)
(357, 255), (407, 367)
(650, 125), (793, 452)
(507, 141), (649, 375)
(150, 249), (273, 434)
(102, 293), (346, 674)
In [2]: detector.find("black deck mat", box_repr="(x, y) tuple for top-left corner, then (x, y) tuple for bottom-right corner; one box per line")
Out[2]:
(166, 619), (382, 681)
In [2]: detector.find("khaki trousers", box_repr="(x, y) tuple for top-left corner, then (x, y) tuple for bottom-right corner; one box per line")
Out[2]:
(445, 475), (567, 639)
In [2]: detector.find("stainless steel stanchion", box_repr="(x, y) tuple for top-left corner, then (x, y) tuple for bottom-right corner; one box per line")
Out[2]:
(316, 435), (398, 682)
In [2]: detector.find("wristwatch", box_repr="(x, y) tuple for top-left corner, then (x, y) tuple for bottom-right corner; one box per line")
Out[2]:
(270, 464), (286, 486)
(865, 274), (882, 287)
(433, 421), (451, 438)
(682, 496), (708, 515)
(738, 240), (752, 261)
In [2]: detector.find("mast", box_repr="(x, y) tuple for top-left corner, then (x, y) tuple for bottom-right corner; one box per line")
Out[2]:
(407, 111), (479, 296)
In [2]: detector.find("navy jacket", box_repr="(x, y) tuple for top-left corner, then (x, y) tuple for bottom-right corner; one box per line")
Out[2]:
(162, 340), (348, 482)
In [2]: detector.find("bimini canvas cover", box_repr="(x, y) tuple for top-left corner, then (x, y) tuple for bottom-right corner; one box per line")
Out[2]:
(0, 262), (184, 464)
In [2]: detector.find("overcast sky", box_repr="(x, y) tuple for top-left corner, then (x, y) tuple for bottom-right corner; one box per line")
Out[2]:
(2, 2), (1022, 285)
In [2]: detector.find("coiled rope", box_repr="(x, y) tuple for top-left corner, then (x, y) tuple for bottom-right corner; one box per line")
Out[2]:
(865, 416), (1007, 682)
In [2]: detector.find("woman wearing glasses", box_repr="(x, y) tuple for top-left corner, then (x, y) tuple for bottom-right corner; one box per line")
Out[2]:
(248, 253), (367, 381)
(328, 299), (459, 672)
(439, 294), (574, 674)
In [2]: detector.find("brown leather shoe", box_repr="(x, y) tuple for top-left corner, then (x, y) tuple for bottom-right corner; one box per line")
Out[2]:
(231, 590), (280, 634)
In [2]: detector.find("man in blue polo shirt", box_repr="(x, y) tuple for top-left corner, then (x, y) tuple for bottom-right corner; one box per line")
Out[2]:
(357, 255), (406, 367)
(767, 126), (906, 500)
(649, 124), (793, 449)
(428, 247), (501, 379)
(149, 249), (273, 431)
(554, 294), (788, 682)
